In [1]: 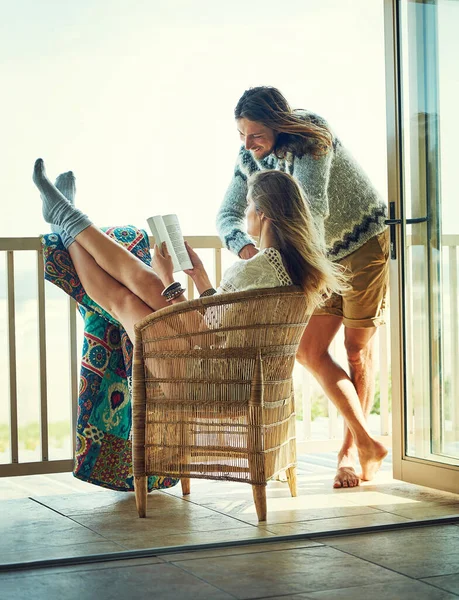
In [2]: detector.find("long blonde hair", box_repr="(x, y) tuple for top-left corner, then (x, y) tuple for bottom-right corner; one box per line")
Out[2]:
(248, 170), (347, 308)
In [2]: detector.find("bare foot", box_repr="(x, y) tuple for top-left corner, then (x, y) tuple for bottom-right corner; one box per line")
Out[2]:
(358, 439), (388, 481)
(334, 467), (360, 488)
(333, 451), (360, 488)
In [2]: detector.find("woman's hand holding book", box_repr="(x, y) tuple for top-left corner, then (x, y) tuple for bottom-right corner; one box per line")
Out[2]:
(183, 241), (213, 295)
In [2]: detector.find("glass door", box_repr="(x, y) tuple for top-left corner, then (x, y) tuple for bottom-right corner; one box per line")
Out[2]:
(385, 0), (459, 492)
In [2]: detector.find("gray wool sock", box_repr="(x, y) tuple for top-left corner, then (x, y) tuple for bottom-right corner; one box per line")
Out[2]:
(51, 171), (76, 248)
(33, 158), (92, 248)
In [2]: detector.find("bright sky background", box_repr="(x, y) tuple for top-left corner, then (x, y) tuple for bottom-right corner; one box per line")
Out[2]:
(1, 0), (389, 239)
(2, 0), (458, 237)
(0, 0), (391, 436)
(0, 0), (458, 451)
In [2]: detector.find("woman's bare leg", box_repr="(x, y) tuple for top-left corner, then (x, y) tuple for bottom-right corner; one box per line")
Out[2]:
(33, 158), (168, 312)
(73, 225), (168, 312)
(68, 241), (154, 341)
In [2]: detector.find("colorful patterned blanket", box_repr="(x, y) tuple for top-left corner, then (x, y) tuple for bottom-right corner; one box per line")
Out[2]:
(41, 226), (179, 493)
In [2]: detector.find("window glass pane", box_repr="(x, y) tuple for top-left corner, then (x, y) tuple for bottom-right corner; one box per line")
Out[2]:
(400, 0), (459, 465)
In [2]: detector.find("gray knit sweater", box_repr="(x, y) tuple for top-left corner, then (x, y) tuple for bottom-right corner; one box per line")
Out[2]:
(216, 111), (387, 262)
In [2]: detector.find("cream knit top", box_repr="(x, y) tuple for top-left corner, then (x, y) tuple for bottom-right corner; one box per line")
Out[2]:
(217, 247), (292, 294)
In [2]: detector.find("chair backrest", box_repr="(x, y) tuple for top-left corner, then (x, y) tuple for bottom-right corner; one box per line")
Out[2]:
(132, 286), (310, 482)
(134, 286), (309, 395)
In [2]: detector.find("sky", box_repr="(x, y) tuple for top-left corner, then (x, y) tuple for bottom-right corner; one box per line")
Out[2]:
(0, 0), (389, 437)
(1, 0), (457, 237)
(0, 0), (389, 238)
(0, 0), (458, 438)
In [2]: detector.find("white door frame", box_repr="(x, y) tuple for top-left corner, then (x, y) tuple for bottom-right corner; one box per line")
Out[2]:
(384, 0), (459, 494)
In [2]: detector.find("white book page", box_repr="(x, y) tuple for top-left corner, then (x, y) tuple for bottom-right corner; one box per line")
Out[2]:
(162, 214), (193, 271)
(146, 215), (180, 272)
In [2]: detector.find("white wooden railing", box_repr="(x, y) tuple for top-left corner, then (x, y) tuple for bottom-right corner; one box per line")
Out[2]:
(3, 234), (457, 476)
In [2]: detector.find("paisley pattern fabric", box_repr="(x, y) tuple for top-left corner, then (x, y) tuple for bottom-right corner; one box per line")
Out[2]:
(41, 226), (179, 493)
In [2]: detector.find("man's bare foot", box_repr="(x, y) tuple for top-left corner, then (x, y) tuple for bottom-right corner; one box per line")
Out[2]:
(334, 467), (360, 488)
(334, 451), (360, 488)
(358, 439), (388, 481)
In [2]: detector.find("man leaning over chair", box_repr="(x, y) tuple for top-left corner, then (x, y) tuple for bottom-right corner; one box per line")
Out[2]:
(216, 86), (390, 489)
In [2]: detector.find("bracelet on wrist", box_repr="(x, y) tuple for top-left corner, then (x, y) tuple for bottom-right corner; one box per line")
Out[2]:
(161, 282), (182, 297)
(164, 287), (185, 302)
(200, 288), (217, 298)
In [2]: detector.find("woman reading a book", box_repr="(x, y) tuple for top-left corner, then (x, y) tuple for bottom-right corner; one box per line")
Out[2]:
(33, 158), (343, 344)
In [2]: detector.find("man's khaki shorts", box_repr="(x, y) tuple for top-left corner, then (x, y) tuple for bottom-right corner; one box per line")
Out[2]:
(314, 229), (390, 328)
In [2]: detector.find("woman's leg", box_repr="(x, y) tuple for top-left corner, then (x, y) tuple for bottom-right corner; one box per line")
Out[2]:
(33, 158), (168, 312)
(68, 241), (154, 342)
(71, 225), (168, 312)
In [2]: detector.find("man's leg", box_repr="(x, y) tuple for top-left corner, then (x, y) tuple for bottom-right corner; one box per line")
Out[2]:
(336, 326), (378, 485)
(297, 315), (387, 486)
(335, 229), (389, 484)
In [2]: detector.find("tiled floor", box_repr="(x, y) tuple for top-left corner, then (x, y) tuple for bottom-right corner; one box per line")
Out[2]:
(1, 452), (459, 571)
(1, 525), (459, 599)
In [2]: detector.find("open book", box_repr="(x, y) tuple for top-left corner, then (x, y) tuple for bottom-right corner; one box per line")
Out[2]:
(146, 214), (193, 273)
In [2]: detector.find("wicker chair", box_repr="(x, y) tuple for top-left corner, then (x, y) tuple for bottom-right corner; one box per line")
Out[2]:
(132, 286), (310, 522)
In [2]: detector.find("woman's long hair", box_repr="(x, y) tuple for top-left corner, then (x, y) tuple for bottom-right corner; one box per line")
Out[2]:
(248, 170), (347, 308)
(235, 86), (333, 158)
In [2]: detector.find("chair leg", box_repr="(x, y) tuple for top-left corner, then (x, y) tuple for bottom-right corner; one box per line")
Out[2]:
(248, 353), (267, 522)
(286, 466), (297, 497)
(181, 478), (191, 495)
(252, 485), (267, 522)
(180, 420), (191, 496)
(134, 475), (148, 518)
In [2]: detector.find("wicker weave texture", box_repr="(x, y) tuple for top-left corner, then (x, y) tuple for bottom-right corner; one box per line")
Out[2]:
(133, 287), (310, 486)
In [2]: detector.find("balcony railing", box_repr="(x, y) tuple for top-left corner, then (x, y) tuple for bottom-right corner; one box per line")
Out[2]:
(1, 234), (456, 477)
